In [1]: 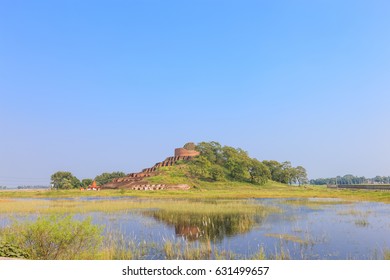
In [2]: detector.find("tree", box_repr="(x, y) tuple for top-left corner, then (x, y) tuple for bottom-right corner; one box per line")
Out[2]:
(183, 142), (196, 150)
(209, 165), (225, 181)
(94, 172), (126, 186)
(248, 159), (270, 185)
(196, 141), (223, 164)
(225, 157), (249, 181)
(50, 171), (80, 189)
(262, 160), (282, 181)
(81, 179), (93, 188)
(293, 166), (308, 186)
(189, 156), (212, 178)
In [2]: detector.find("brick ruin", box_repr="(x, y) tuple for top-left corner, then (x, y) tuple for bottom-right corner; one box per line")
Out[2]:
(102, 145), (200, 190)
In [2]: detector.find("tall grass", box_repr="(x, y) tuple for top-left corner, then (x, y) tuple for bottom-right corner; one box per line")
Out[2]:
(0, 198), (275, 215)
(0, 215), (103, 259)
(384, 250), (390, 260)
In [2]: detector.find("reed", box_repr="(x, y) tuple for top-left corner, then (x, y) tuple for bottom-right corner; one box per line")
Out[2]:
(384, 250), (390, 260)
(0, 198), (275, 215)
(354, 219), (369, 227)
(264, 233), (311, 245)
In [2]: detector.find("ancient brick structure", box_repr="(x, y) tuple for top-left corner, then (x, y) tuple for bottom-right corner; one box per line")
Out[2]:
(174, 148), (200, 157)
(102, 145), (199, 190)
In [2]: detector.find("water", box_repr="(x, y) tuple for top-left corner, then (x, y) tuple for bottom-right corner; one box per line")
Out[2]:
(1, 197), (390, 259)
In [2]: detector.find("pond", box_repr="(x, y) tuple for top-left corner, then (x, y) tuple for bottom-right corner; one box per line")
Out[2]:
(1, 197), (390, 259)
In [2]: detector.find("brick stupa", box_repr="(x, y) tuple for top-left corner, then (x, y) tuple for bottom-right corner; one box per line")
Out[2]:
(102, 143), (199, 190)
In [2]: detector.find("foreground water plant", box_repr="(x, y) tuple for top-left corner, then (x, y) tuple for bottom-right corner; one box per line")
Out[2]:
(0, 241), (30, 259)
(0, 215), (103, 259)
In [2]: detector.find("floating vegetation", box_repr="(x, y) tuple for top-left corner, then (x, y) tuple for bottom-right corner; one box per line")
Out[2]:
(264, 233), (311, 245)
(338, 209), (364, 216)
(1, 197), (390, 260)
(354, 219), (369, 227)
(282, 198), (353, 209)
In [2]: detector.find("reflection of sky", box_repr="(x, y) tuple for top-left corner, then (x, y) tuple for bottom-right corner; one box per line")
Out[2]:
(1, 198), (390, 259)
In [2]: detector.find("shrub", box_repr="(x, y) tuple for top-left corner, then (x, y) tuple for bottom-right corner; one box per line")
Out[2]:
(0, 241), (30, 259)
(2, 215), (103, 259)
(210, 165), (225, 181)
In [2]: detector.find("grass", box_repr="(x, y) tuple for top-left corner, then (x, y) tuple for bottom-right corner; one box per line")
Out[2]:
(282, 198), (354, 209)
(2, 182), (390, 204)
(0, 198), (275, 215)
(264, 233), (311, 245)
(384, 250), (390, 260)
(354, 219), (369, 227)
(338, 209), (364, 216)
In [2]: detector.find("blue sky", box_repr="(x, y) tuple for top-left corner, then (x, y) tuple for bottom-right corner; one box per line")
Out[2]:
(1, 0), (389, 186)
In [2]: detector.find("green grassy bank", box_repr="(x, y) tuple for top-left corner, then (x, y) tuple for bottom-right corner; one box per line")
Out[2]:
(1, 182), (390, 203)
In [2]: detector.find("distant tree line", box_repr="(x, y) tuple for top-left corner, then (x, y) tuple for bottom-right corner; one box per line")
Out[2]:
(189, 141), (308, 186)
(50, 171), (126, 190)
(17, 185), (50, 189)
(310, 174), (390, 185)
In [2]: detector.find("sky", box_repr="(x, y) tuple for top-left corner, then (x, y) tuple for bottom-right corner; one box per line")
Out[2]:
(1, 0), (390, 187)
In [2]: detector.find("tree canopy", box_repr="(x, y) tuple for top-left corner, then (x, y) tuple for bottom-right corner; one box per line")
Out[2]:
(94, 172), (126, 186)
(50, 171), (80, 189)
(50, 171), (126, 190)
(188, 141), (307, 186)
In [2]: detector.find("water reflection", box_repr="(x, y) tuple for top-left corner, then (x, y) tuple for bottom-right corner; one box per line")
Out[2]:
(2, 197), (390, 259)
(146, 210), (268, 241)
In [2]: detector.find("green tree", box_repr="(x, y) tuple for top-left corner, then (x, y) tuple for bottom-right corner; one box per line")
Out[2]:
(294, 166), (308, 186)
(248, 159), (271, 185)
(94, 172), (126, 186)
(225, 158), (249, 181)
(262, 160), (282, 181)
(81, 179), (93, 188)
(209, 165), (225, 181)
(183, 142), (196, 150)
(196, 141), (223, 164)
(189, 156), (212, 178)
(50, 171), (80, 189)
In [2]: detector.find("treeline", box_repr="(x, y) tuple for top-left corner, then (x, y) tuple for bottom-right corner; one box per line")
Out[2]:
(310, 174), (390, 185)
(17, 185), (50, 189)
(189, 141), (308, 185)
(50, 171), (126, 190)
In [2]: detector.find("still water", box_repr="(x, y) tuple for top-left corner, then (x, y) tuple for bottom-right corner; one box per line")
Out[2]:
(1, 197), (390, 259)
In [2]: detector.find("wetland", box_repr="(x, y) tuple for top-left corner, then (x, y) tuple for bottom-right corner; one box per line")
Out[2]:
(1, 195), (390, 260)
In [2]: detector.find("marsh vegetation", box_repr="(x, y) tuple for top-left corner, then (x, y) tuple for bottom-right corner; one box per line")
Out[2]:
(1, 197), (390, 260)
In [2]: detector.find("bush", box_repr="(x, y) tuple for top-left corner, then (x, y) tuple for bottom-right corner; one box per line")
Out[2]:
(210, 165), (225, 181)
(0, 241), (30, 259)
(2, 215), (103, 259)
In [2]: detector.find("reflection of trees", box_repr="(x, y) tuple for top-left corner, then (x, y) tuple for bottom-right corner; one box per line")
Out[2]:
(147, 211), (267, 241)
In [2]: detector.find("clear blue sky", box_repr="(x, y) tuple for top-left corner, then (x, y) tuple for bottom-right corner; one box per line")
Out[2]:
(1, 0), (389, 186)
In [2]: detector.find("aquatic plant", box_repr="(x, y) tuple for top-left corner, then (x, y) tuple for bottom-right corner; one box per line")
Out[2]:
(384, 250), (390, 260)
(354, 219), (369, 227)
(0, 215), (103, 259)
